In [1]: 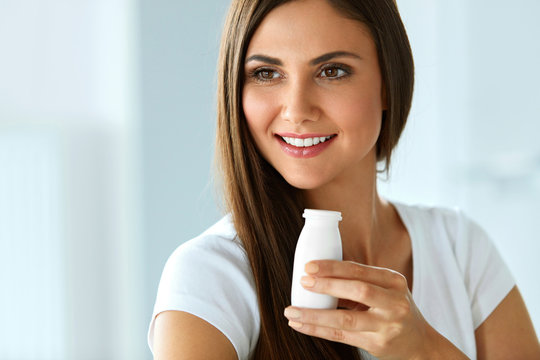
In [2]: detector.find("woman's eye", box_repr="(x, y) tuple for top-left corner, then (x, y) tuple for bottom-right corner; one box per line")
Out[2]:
(254, 69), (280, 81)
(320, 66), (348, 79)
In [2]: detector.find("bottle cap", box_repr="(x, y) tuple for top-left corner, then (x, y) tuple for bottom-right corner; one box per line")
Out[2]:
(302, 209), (342, 221)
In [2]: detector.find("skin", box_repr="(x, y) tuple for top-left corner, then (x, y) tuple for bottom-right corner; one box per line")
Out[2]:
(152, 0), (540, 358)
(153, 311), (236, 360)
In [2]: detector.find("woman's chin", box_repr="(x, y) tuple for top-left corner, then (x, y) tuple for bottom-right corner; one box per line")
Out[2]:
(281, 173), (329, 191)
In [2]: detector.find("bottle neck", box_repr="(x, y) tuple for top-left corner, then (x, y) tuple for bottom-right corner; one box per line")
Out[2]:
(304, 218), (340, 227)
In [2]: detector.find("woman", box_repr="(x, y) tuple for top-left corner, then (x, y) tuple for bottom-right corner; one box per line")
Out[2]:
(149, 0), (540, 359)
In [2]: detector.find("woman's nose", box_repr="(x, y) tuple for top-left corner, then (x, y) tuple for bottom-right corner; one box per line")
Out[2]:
(280, 78), (320, 125)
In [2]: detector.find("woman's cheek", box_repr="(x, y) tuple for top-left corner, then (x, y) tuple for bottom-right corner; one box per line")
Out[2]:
(242, 89), (278, 130)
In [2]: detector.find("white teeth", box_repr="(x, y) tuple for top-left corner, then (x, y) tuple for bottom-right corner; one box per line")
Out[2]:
(281, 135), (333, 148)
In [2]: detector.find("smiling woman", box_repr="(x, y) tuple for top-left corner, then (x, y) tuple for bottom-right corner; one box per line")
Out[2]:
(148, 0), (540, 359)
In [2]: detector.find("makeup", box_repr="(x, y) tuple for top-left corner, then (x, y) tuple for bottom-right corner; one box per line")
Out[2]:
(275, 133), (337, 159)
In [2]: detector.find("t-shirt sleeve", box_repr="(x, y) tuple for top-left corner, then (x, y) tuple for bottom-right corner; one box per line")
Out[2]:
(147, 234), (259, 360)
(454, 210), (515, 329)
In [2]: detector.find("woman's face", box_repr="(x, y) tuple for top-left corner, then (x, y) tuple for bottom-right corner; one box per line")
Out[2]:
(242, 0), (386, 190)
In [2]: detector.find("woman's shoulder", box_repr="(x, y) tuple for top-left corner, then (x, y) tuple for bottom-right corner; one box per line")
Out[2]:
(391, 200), (479, 243)
(198, 213), (237, 240)
(174, 214), (241, 255)
(150, 215), (259, 359)
(392, 200), (461, 223)
(392, 200), (505, 278)
(165, 214), (248, 273)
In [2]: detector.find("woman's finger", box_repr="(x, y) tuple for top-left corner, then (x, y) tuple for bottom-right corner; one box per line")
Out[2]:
(287, 320), (353, 344)
(301, 276), (395, 308)
(286, 319), (377, 350)
(284, 306), (379, 332)
(306, 260), (408, 290)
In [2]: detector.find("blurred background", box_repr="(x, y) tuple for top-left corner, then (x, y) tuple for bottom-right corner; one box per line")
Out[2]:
(0, 0), (538, 358)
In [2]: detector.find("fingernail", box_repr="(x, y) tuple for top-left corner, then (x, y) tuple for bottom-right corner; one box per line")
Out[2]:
(300, 276), (315, 287)
(305, 262), (319, 274)
(284, 307), (301, 319)
(288, 320), (303, 329)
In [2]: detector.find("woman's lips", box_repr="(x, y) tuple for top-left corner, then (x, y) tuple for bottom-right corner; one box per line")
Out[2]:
(275, 134), (337, 158)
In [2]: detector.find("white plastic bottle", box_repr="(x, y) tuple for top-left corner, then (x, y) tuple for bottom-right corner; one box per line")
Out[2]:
(291, 209), (343, 309)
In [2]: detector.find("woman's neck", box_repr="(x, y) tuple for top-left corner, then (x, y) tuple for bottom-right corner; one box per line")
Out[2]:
(302, 163), (396, 266)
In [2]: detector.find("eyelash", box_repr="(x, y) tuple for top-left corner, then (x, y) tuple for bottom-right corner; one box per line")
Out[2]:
(247, 63), (352, 83)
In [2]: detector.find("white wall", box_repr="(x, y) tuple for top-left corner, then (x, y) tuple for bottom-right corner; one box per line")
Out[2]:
(0, 0), (146, 358)
(138, 0), (229, 330)
(0, 129), (65, 359)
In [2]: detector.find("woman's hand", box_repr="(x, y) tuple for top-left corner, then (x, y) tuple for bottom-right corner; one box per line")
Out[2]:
(284, 260), (467, 360)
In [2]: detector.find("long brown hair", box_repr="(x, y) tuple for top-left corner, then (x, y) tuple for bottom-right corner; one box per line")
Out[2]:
(215, 0), (414, 358)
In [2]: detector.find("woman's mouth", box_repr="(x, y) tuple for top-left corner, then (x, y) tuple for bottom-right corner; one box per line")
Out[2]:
(275, 133), (337, 158)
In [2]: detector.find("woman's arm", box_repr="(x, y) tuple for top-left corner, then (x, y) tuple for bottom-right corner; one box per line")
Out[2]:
(152, 310), (238, 360)
(475, 286), (540, 360)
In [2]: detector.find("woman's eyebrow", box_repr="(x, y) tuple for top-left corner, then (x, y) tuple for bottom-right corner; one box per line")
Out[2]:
(245, 55), (282, 65)
(244, 51), (361, 66)
(309, 51), (361, 65)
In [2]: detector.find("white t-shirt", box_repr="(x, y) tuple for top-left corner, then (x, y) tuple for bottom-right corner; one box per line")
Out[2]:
(147, 202), (515, 360)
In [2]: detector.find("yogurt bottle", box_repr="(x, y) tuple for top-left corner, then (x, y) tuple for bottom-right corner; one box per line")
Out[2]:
(291, 209), (343, 309)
